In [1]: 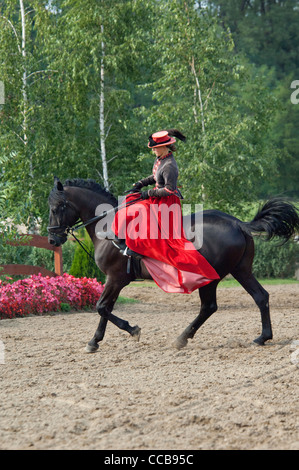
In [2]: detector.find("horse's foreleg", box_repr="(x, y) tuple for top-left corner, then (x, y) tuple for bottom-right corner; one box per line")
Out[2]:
(105, 310), (141, 340)
(86, 317), (108, 353)
(86, 278), (141, 353)
(174, 282), (218, 350)
(86, 312), (141, 353)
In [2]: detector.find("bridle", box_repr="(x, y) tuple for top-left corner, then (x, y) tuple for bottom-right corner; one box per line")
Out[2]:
(47, 199), (109, 257)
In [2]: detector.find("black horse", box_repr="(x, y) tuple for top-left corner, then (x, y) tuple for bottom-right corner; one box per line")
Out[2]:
(48, 177), (299, 352)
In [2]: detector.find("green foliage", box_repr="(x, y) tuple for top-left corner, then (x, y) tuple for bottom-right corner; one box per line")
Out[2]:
(252, 238), (299, 279)
(0, 0), (297, 234)
(138, 1), (277, 217)
(69, 230), (105, 283)
(210, 0), (299, 199)
(262, 76), (299, 197)
(60, 302), (71, 312)
(0, 1), (57, 226)
(210, 0), (299, 79)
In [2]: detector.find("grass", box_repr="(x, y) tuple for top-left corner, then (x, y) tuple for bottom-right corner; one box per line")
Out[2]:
(219, 278), (299, 288)
(113, 278), (299, 305)
(127, 278), (298, 289)
(117, 296), (139, 304)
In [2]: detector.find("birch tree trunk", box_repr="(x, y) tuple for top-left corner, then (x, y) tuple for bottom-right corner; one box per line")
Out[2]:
(190, 56), (205, 134)
(190, 56), (206, 201)
(99, 24), (109, 190)
(20, 0), (36, 230)
(20, 0), (28, 150)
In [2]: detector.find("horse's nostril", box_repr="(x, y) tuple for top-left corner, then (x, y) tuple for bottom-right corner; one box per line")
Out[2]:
(48, 238), (55, 245)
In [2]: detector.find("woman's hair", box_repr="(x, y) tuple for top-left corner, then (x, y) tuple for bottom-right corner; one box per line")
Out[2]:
(166, 129), (186, 152)
(167, 143), (177, 152)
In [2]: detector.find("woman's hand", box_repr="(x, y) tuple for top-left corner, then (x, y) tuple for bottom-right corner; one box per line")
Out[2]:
(132, 181), (143, 192)
(141, 190), (150, 199)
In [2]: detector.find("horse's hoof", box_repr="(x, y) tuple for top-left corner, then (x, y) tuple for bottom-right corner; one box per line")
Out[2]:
(173, 336), (188, 350)
(131, 325), (141, 341)
(85, 343), (99, 353)
(253, 336), (266, 346)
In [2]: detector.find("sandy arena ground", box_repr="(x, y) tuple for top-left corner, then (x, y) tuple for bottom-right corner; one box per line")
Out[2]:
(0, 282), (298, 450)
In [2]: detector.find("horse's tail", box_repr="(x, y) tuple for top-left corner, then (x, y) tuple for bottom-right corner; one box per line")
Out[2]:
(242, 198), (299, 243)
(167, 129), (186, 142)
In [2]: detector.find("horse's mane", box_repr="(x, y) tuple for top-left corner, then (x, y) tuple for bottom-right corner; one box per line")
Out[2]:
(63, 178), (118, 207)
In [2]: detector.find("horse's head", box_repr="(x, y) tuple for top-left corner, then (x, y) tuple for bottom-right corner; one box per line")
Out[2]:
(47, 177), (79, 247)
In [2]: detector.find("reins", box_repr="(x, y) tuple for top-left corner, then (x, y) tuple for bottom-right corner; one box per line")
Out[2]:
(48, 193), (142, 261)
(67, 228), (95, 262)
(70, 194), (142, 233)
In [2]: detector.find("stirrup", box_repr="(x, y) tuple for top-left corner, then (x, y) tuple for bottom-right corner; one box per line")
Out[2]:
(112, 240), (143, 260)
(113, 245), (131, 274)
(122, 246), (129, 257)
(123, 247), (143, 260)
(112, 240), (126, 251)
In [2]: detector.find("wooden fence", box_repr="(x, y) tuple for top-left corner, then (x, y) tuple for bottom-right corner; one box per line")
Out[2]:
(0, 234), (63, 277)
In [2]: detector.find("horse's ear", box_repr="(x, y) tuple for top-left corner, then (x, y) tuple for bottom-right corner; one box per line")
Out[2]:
(54, 176), (63, 191)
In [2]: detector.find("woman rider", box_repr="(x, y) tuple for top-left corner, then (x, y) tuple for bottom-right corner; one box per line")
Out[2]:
(110, 129), (219, 293)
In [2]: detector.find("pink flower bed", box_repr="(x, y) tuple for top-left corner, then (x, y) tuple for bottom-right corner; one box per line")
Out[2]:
(0, 273), (104, 319)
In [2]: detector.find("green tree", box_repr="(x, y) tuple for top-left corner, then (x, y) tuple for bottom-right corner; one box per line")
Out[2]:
(0, 0), (156, 229)
(210, 0), (299, 198)
(47, 0), (156, 195)
(211, 0), (299, 79)
(0, 0), (288, 235)
(140, 1), (277, 216)
(0, 1), (60, 228)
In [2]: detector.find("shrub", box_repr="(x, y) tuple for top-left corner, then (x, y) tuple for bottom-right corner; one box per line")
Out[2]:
(0, 273), (104, 319)
(69, 230), (106, 283)
(252, 237), (299, 278)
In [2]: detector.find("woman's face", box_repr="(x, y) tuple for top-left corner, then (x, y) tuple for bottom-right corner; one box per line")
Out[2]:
(152, 145), (168, 158)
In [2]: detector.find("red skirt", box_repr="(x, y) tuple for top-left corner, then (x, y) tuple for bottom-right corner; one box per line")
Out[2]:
(112, 194), (219, 293)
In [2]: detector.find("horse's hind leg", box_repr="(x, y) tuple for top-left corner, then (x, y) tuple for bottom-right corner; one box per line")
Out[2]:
(232, 269), (272, 345)
(174, 281), (218, 350)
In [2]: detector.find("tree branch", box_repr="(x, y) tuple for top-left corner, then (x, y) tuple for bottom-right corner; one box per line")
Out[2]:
(0, 15), (21, 53)
(190, 56), (205, 133)
(107, 155), (118, 164)
(203, 81), (215, 110)
(25, 69), (58, 80)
